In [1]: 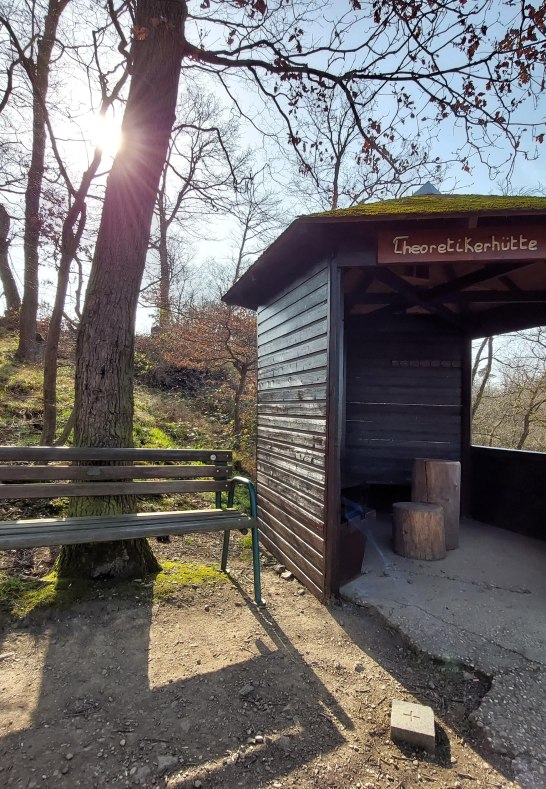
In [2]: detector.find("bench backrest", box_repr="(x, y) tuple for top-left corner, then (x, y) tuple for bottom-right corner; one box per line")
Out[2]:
(0, 446), (232, 499)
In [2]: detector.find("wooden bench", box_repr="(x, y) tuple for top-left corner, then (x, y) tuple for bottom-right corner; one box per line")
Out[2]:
(0, 446), (262, 605)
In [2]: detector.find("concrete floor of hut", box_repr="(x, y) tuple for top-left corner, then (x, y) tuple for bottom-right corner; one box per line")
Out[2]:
(341, 516), (546, 671)
(341, 518), (546, 782)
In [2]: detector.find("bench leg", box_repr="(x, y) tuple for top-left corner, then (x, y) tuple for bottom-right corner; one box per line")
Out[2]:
(251, 526), (263, 606)
(221, 530), (230, 572)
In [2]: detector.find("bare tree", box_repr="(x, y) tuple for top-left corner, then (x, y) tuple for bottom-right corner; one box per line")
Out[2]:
(41, 26), (131, 444)
(471, 336), (493, 418)
(287, 88), (446, 210)
(0, 203), (20, 314)
(148, 86), (242, 327)
(57, 0), (186, 579)
(1, 1), (72, 360)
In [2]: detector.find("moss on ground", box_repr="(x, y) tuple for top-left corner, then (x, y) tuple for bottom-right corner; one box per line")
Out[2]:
(238, 533), (253, 563)
(151, 560), (226, 600)
(310, 193), (546, 219)
(0, 570), (88, 619)
(0, 560), (226, 621)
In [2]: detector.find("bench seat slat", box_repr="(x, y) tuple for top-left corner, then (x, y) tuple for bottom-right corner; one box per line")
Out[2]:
(1, 508), (244, 529)
(0, 480), (230, 499)
(0, 465), (232, 481)
(0, 446), (232, 463)
(0, 510), (256, 550)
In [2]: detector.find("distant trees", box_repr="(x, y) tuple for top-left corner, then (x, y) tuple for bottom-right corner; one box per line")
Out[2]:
(146, 86), (243, 329)
(472, 329), (546, 451)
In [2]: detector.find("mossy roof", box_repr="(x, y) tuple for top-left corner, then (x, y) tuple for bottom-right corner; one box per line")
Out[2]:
(309, 193), (546, 220)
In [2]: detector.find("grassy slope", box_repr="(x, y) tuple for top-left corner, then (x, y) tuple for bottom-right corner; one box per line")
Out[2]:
(0, 330), (225, 450)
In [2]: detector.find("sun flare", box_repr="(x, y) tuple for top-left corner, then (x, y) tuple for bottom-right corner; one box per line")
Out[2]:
(90, 113), (123, 158)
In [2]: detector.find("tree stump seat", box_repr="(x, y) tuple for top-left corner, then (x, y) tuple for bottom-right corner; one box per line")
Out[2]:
(412, 458), (461, 550)
(392, 502), (446, 560)
(0, 445), (263, 604)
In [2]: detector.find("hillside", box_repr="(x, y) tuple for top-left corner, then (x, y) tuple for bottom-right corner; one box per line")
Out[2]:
(0, 330), (231, 453)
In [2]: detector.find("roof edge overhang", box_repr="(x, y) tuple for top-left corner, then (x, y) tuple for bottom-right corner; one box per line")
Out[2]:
(222, 197), (546, 311)
(222, 219), (331, 311)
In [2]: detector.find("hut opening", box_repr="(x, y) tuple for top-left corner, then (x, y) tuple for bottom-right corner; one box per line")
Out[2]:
(223, 192), (546, 602)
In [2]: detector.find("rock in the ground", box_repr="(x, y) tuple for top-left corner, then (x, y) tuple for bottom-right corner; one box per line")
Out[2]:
(277, 735), (292, 752)
(280, 571), (293, 580)
(273, 564), (286, 575)
(157, 754), (178, 773)
(179, 718), (191, 734)
(133, 765), (151, 784)
(239, 683), (255, 698)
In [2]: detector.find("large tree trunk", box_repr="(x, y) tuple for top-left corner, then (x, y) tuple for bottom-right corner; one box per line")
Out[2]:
(57, 0), (186, 579)
(0, 204), (20, 315)
(17, 0), (69, 361)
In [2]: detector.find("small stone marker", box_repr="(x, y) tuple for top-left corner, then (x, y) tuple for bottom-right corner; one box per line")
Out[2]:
(390, 700), (435, 753)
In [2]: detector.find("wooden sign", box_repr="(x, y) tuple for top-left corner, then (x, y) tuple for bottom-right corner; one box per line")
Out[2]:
(378, 226), (546, 264)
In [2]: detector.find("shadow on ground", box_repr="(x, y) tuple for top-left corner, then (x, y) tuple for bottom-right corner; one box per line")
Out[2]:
(0, 574), (349, 788)
(0, 561), (517, 788)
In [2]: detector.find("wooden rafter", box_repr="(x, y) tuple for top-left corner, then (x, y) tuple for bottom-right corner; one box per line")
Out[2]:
(371, 267), (464, 327)
(421, 261), (533, 300)
(353, 291), (546, 304)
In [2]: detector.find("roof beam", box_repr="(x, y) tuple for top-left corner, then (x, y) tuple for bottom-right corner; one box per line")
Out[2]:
(422, 261), (533, 300)
(372, 268), (464, 327)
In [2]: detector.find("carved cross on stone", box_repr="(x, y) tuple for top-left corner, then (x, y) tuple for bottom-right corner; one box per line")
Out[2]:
(391, 700), (436, 753)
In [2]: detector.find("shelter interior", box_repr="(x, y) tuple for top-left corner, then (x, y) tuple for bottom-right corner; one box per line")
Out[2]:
(224, 194), (546, 600)
(338, 215), (546, 581)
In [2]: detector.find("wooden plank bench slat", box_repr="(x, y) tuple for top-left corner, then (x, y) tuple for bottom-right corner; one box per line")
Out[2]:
(0, 447), (231, 462)
(0, 508), (243, 529)
(0, 511), (253, 549)
(0, 480), (231, 499)
(0, 446), (263, 605)
(0, 464), (232, 481)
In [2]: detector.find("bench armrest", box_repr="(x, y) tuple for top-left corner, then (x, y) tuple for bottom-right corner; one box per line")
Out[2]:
(227, 476), (257, 519)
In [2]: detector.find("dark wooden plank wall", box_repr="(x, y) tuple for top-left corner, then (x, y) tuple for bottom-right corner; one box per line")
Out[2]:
(256, 261), (329, 599)
(343, 314), (464, 486)
(470, 446), (546, 540)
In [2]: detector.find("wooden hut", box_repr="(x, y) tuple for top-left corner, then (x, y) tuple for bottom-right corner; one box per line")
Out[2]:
(222, 192), (546, 601)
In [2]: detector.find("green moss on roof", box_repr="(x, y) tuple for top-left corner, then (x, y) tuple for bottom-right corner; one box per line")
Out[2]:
(310, 194), (546, 219)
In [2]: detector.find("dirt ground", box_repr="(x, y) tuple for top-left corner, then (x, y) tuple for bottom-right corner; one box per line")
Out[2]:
(0, 535), (519, 789)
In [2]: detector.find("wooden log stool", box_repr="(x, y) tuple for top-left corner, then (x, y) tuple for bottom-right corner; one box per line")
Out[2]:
(412, 458), (461, 550)
(392, 502), (446, 560)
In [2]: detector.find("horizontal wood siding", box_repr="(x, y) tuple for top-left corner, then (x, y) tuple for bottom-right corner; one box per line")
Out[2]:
(343, 314), (464, 486)
(257, 262), (329, 598)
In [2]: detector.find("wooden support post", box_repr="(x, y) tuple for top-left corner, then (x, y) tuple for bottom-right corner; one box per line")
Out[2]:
(412, 458), (461, 550)
(393, 502), (446, 560)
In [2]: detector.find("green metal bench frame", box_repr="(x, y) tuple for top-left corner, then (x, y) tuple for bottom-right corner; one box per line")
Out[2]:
(0, 446), (262, 606)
